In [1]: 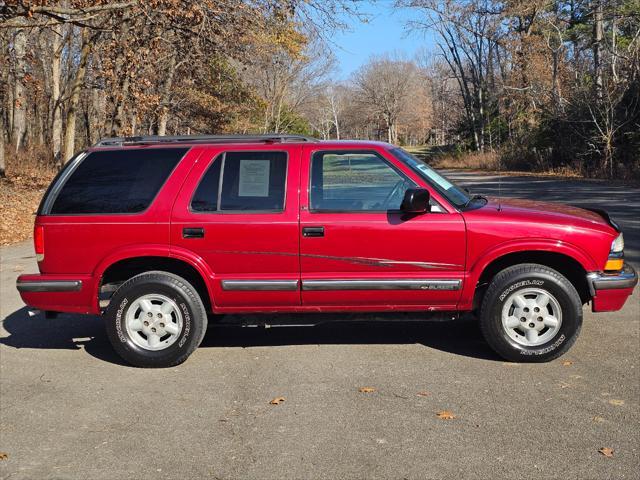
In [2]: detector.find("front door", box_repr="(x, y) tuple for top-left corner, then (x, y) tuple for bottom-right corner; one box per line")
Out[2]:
(171, 145), (301, 311)
(299, 147), (466, 310)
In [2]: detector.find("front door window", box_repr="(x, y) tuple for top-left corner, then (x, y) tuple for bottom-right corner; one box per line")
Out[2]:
(310, 151), (415, 212)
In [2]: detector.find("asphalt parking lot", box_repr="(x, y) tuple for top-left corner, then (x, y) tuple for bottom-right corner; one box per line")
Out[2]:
(1, 171), (638, 480)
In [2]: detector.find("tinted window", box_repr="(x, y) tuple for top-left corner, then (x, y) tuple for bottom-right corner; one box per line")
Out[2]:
(191, 151), (287, 212)
(191, 155), (222, 212)
(50, 148), (186, 214)
(310, 151), (414, 212)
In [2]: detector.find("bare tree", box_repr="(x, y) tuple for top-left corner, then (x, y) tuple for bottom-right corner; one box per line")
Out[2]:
(353, 55), (421, 143)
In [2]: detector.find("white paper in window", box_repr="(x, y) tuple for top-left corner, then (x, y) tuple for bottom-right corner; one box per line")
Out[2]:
(238, 160), (270, 197)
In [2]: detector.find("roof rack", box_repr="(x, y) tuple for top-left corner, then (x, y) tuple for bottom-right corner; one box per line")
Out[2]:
(93, 134), (317, 147)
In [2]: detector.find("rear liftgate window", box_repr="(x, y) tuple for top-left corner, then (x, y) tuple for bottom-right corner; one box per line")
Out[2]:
(50, 148), (187, 214)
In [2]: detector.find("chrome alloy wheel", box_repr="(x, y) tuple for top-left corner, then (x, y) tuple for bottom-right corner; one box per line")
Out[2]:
(125, 294), (183, 351)
(501, 288), (562, 347)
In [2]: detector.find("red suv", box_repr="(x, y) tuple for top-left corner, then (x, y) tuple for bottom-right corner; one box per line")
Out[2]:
(16, 135), (637, 367)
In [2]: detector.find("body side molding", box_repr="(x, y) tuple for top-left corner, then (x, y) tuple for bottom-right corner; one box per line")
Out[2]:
(301, 279), (462, 291)
(221, 280), (300, 291)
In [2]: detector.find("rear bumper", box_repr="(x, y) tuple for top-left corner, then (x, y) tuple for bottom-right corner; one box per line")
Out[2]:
(16, 280), (82, 292)
(587, 264), (638, 312)
(16, 274), (98, 314)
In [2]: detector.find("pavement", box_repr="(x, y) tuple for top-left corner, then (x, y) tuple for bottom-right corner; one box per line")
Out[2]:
(1, 171), (639, 480)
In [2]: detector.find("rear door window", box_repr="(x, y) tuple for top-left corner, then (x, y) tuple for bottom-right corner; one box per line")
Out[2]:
(49, 148), (187, 214)
(191, 151), (287, 212)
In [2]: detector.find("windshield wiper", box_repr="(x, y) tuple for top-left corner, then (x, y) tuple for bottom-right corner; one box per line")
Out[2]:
(463, 194), (487, 209)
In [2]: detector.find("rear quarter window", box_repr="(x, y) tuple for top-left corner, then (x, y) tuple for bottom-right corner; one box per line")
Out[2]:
(48, 148), (188, 215)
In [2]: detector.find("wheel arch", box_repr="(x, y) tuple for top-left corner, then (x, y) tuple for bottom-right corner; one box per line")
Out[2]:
(465, 248), (593, 310)
(97, 249), (215, 313)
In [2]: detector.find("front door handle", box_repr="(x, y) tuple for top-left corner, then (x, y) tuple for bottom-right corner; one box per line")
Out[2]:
(302, 226), (324, 237)
(183, 227), (205, 239)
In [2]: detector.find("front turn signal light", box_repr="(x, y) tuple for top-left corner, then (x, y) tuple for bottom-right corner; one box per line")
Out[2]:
(604, 258), (624, 271)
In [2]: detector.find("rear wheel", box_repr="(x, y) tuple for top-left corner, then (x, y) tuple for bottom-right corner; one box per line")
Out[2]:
(479, 263), (582, 362)
(105, 271), (208, 367)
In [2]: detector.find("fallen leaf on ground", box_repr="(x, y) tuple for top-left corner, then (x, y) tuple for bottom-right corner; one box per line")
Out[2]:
(436, 410), (456, 420)
(1, 177), (53, 246)
(592, 416), (605, 423)
(562, 360), (573, 366)
(358, 387), (376, 393)
(598, 447), (614, 458)
(417, 391), (430, 397)
(608, 399), (625, 406)
(269, 396), (285, 405)
(0, 452), (7, 460)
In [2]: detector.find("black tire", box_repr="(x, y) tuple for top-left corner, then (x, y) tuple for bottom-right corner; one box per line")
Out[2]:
(105, 271), (208, 368)
(479, 263), (582, 362)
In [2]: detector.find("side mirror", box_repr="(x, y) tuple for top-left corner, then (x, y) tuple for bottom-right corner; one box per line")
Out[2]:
(400, 188), (431, 213)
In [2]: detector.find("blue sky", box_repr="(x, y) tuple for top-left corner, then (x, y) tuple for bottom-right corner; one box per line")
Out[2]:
(331, 1), (437, 79)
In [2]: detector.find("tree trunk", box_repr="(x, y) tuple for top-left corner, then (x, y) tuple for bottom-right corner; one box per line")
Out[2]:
(111, 73), (130, 136)
(0, 113), (5, 177)
(63, 29), (91, 163)
(109, 22), (131, 136)
(51, 24), (63, 166)
(593, 0), (604, 98)
(12, 25), (27, 152)
(156, 53), (177, 136)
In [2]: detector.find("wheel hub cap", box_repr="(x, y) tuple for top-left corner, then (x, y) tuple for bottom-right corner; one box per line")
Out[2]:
(501, 288), (562, 347)
(125, 294), (183, 351)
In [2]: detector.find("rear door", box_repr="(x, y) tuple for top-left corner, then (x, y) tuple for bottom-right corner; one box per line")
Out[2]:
(171, 145), (301, 310)
(299, 146), (466, 310)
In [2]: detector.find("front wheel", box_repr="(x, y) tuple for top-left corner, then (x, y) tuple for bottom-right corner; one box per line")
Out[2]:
(105, 271), (208, 368)
(479, 264), (582, 362)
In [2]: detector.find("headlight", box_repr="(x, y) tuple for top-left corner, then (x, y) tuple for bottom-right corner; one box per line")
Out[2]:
(611, 233), (624, 253)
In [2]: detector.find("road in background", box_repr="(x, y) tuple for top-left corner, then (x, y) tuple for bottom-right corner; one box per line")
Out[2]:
(443, 170), (640, 266)
(1, 171), (638, 479)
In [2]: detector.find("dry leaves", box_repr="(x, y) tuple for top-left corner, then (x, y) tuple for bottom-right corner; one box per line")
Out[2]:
(0, 452), (7, 460)
(417, 391), (430, 397)
(562, 360), (573, 366)
(358, 387), (376, 393)
(436, 410), (456, 420)
(608, 399), (625, 406)
(0, 178), (51, 246)
(269, 396), (285, 405)
(598, 447), (614, 458)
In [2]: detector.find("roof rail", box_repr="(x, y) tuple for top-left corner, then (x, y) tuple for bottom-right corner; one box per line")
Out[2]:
(93, 134), (316, 147)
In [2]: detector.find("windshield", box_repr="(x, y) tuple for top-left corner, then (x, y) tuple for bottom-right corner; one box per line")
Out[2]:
(390, 148), (471, 209)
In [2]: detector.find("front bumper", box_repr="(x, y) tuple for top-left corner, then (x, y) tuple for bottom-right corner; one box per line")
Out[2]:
(587, 264), (638, 312)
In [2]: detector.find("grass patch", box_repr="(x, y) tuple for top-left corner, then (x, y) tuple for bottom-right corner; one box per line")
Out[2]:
(404, 145), (500, 170)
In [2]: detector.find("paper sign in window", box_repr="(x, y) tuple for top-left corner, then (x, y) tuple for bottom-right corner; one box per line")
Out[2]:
(238, 160), (270, 197)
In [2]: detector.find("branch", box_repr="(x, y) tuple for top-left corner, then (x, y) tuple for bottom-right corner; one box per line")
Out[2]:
(0, 2), (137, 29)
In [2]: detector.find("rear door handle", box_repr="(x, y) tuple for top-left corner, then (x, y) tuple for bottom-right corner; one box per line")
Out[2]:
(302, 226), (324, 237)
(183, 227), (205, 239)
